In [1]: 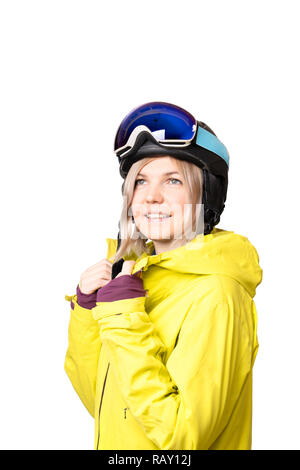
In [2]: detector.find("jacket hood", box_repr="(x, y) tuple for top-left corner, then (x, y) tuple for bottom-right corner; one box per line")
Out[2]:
(106, 227), (263, 299)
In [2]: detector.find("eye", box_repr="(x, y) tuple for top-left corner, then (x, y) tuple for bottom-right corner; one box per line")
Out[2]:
(134, 177), (182, 186)
(135, 179), (145, 186)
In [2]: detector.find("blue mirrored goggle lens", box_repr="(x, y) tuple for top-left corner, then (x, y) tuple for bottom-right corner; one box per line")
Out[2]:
(114, 101), (196, 151)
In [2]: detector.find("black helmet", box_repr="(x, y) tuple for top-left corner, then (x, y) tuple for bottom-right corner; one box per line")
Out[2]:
(112, 102), (229, 264)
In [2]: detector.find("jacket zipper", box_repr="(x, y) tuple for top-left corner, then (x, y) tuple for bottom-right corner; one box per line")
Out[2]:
(96, 362), (110, 450)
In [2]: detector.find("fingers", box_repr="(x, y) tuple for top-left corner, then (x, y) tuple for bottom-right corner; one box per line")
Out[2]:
(84, 260), (112, 279)
(122, 260), (136, 274)
(79, 259), (114, 294)
(86, 265), (112, 280)
(79, 276), (108, 294)
(85, 259), (112, 273)
(115, 260), (136, 278)
(80, 257), (139, 294)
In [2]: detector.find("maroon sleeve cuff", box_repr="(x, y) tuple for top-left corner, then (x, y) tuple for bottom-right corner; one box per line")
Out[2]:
(76, 284), (98, 310)
(96, 274), (146, 303)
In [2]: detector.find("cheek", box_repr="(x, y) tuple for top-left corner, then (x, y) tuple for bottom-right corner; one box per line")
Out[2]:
(169, 191), (189, 215)
(131, 190), (142, 204)
(131, 194), (145, 218)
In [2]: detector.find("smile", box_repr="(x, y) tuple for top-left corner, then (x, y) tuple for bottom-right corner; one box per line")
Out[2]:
(145, 214), (172, 221)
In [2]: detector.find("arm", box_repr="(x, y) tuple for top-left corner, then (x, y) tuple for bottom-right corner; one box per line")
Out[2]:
(64, 286), (101, 418)
(92, 276), (255, 449)
(64, 237), (118, 417)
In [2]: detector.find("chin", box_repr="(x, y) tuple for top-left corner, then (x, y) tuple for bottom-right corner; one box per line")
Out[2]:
(138, 229), (175, 242)
(136, 219), (186, 242)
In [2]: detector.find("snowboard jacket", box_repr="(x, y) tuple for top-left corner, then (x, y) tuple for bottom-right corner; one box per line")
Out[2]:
(64, 227), (263, 450)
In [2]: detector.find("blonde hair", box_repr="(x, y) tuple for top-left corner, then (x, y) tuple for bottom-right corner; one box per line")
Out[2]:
(112, 155), (203, 263)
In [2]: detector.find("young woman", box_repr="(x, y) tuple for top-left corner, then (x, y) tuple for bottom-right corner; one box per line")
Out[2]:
(64, 102), (263, 450)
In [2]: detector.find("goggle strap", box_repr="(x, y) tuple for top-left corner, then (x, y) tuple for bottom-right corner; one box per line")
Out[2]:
(196, 126), (229, 166)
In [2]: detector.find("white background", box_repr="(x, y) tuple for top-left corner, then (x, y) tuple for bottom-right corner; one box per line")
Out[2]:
(0, 0), (299, 450)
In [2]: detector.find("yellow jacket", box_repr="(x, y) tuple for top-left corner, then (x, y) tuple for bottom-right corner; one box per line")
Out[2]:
(64, 227), (263, 450)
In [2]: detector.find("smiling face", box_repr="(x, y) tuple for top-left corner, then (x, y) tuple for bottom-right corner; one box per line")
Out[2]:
(130, 156), (192, 253)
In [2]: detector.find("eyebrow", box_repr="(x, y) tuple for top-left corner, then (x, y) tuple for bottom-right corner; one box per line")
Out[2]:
(137, 171), (181, 178)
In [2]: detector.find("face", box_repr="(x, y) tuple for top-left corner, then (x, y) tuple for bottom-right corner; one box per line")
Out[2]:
(130, 157), (191, 250)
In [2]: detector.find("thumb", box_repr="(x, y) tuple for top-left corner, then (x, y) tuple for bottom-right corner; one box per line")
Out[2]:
(116, 260), (136, 278)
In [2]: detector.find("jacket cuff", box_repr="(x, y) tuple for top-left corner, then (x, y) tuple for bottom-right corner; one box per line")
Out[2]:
(92, 296), (146, 321)
(96, 274), (146, 303)
(76, 284), (98, 310)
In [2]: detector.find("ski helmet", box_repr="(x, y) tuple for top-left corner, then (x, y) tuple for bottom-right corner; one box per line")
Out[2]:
(113, 101), (229, 253)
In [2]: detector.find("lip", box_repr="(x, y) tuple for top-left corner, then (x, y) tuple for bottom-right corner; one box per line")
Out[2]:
(145, 212), (172, 216)
(144, 213), (172, 222)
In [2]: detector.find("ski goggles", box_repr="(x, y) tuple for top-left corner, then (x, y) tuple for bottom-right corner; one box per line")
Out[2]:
(114, 101), (229, 166)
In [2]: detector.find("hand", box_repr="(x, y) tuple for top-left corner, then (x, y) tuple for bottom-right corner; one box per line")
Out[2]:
(115, 260), (137, 278)
(79, 258), (113, 295)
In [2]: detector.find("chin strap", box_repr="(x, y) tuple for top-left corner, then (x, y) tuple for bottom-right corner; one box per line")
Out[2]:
(111, 221), (124, 279)
(111, 257), (124, 279)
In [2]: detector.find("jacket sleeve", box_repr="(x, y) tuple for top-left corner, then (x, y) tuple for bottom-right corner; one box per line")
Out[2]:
(64, 293), (101, 418)
(64, 237), (118, 417)
(91, 283), (255, 450)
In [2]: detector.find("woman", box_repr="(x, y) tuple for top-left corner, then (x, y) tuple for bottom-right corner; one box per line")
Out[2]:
(64, 102), (263, 450)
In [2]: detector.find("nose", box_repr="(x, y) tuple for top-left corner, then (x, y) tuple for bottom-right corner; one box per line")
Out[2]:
(145, 181), (164, 204)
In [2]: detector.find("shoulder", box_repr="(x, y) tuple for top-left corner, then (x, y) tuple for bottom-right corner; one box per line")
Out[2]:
(189, 275), (254, 334)
(191, 274), (248, 304)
